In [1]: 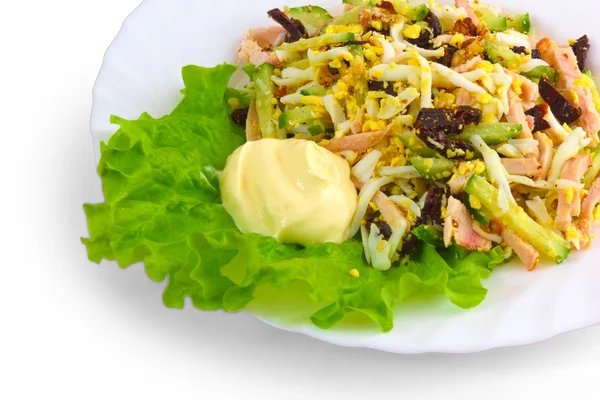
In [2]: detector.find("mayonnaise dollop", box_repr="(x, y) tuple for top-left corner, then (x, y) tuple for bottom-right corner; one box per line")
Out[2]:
(220, 139), (358, 247)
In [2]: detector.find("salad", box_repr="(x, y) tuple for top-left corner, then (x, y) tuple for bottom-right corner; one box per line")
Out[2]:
(83, 0), (600, 333)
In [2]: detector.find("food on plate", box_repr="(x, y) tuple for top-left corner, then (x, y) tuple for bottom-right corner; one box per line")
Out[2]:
(83, 0), (600, 332)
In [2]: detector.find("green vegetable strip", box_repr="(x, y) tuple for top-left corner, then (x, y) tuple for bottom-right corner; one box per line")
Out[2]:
(279, 105), (317, 129)
(287, 6), (333, 28)
(477, 8), (507, 32)
(465, 175), (571, 263)
(397, 130), (437, 157)
(458, 123), (522, 145)
(464, 193), (491, 227)
(324, 5), (365, 28)
(254, 63), (283, 139)
(507, 13), (531, 34)
(484, 41), (520, 69)
(521, 66), (557, 84)
(410, 157), (456, 181)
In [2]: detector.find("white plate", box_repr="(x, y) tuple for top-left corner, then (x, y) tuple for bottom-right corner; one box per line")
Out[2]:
(91, 0), (600, 353)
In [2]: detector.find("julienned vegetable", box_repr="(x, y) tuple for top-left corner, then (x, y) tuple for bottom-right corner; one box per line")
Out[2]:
(465, 175), (571, 263)
(84, 0), (600, 333)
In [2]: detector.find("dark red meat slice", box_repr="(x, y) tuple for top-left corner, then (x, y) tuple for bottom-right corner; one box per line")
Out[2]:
(539, 77), (581, 124)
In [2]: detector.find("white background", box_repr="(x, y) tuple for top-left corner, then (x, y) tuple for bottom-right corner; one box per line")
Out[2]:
(1, 0), (599, 399)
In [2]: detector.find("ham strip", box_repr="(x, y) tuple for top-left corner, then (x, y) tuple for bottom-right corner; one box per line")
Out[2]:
(504, 69), (540, 104)
(325, 124), (392, 153)
(555, 154), (592, 231)
(455, 0), (480, 26)
(579, 178), (600, 248)
(238, 27), (284, 66)
(353, 179), (407, 229)
(536, 38), (600, 145)
(534, 132), (553, 180)
(502, 227), (540, 270)
(444, 197), (493, 252)
(454, 56), (482, 73)
(501, 158), (542, 178)
(507, 91), (539, 158)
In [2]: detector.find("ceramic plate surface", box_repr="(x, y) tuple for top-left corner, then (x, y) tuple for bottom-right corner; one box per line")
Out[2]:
(91, 0), (600, 353)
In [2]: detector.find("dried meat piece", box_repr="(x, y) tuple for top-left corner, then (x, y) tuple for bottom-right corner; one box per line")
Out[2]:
(368, 80), (397, 96)
(401, 185), (447, 255)
(415, 107), (481, 135)
(454, 106), (483, 126)
(416, 108), (462, 134)
(531, 49), (542, 59)
(366, 218), (393, 240)
(571, 35), (590, 71)
(267, 8), (306, 43)
(525, 104), (551, 132)
(539, 77), (581, 124)
(425, 11), (442, 38)
(416, 128), (475, 159)
(231, 108), (249, 126)
(512, 46), (528, 55)
(436, 45), (459, 67)
(406, 28), (434, 49)
(419, 184), (446, 225)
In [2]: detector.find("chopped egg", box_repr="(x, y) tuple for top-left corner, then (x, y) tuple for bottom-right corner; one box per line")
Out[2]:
(403, 24), (422, 40)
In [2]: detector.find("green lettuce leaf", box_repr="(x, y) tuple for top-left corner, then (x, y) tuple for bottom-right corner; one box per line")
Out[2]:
(83, 64), (505, 332)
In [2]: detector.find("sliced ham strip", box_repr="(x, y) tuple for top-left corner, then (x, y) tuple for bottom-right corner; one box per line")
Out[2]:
(579, 177), (600, 248)
(534, 132), (553, 180)
(325, 124), (392, 154)
(238, 27), (284, 66)
(501, 158), (542, 178)
(455, 88), (476, 107)
(353, 179), (407, 229)
(454, 56), (482, 73)
(536, 38), (600, 145)
(502, 227), (540, 270)
(555, 153), (592, 231)
(455, 0), (480, 26)
(373, 191), (407, 229)
(444, 197), (493, 252)
(507, 91), (539, 158)
(504, 69), (540, 104)
(574, 85), (600, 141)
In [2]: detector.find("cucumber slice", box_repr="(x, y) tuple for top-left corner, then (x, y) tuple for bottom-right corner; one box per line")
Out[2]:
(412, 225), (444, 248)
(507, 13), (531, 34)
(476, 8), (507, 32)
(463, 193), (491, 227)
(255, 63), (283, 138)
(279, 106), (317, 129)
(465, 175), (571, 263)
(484, 41), (521, 69)
(521, 66), (557, 84)
(410, 157), (457, 181)
(458, 123), (522, 145)
(287, 6), (333, 28)
(324, 5), (365, 28)
(300, 83), (327, 96)
(397, 131), (437, 157)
